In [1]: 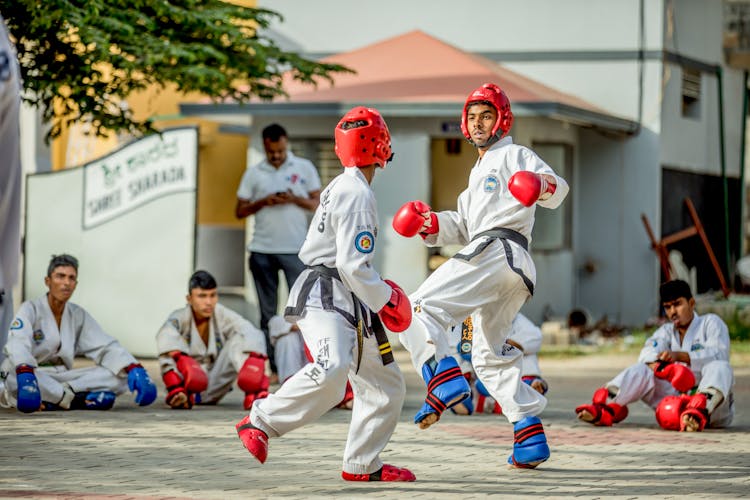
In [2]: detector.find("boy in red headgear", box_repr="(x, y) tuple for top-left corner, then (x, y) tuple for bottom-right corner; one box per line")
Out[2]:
(236, 107), (415, 482)
(392, 83), (569, 469)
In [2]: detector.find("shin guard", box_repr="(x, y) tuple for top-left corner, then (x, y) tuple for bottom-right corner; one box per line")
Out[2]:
(507, 416), (550, 469)
(413, 357), (471, 426)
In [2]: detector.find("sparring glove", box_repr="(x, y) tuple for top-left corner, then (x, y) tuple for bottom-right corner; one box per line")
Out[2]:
(378, 279), (412, 332)
(15, 364), (41, 414)
(237, 353), (270, 411)
(654, 361), (695, 393)
(126, 363), (157, 406)
(508, 171), (556, 207)
(392, 200), (438, 238)
(173, 352), (209, 393)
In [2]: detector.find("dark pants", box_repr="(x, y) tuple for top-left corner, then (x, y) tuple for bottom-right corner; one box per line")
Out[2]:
(248, 252), (305, 373)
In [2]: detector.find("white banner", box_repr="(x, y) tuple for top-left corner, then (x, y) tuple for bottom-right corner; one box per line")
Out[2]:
(83, 128), (197, 228)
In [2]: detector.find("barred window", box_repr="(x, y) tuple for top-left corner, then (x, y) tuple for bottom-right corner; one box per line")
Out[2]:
(290, 139), (341, 187)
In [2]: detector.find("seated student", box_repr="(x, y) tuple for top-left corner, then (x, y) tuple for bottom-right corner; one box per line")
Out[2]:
(0, 254), (157, 412)
(575, 279), (735, 431)
(451, 313), (548, 415)
(157, 270), (269, 410)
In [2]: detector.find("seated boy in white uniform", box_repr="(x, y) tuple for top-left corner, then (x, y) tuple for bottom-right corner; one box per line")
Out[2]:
(1, 254), (157, 412)
(156, 270), (268, 410)
(575, 280), (734, 431)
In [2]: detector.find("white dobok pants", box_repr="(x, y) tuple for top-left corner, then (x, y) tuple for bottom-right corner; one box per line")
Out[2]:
(250, 308), (406, 475)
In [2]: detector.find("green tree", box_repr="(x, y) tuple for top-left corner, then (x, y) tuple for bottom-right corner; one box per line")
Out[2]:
(0, 1), (350, 141)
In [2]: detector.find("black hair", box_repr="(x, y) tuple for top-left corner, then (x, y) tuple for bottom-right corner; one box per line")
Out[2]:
(262, 123), (288, 142)
(189, 270), (217, 292)
(47, 254), (78, 277)
(660, 279), (693, 304)
(467, 100), (496, 111)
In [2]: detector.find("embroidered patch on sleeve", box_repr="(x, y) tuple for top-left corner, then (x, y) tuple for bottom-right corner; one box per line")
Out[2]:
(10, 318), (23, 330)
(354, 231), (374, 254)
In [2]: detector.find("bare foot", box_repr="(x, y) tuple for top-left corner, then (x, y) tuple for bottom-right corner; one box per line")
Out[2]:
(167, 392), (190, 409)
(682, 414), (701, 432)
(418, 413), (439, 430)
(452, 402), (471, 415)
(577, 409), (595, 423)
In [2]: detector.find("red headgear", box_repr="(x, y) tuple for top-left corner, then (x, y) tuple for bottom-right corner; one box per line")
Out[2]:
(460, 83), (514, 143)
(335, 106), (393, 168)
(655, 395), (687, 431)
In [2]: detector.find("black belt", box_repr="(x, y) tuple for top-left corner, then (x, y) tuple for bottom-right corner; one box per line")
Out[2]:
(284, 265), (394, 370)
(454, 227), (534, 296)
(472, 228), (528, 251)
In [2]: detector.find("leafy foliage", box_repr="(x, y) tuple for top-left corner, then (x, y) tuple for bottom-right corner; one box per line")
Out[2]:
(0, 1), (351, 141)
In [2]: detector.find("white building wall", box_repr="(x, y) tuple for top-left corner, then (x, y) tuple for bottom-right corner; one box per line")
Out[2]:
(576, 128), (661, 324)
(259, 0), (664, 121)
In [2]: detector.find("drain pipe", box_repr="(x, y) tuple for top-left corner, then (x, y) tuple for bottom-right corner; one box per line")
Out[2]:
(741, 70), (748, 259)
(717, 67), (733, 288)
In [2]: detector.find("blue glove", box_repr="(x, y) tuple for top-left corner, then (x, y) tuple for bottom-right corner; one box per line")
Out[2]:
(127, 364), (157, 406)
(16, 365), (41, 413)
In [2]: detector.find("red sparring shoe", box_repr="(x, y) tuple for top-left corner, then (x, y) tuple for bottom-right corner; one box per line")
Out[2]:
(575, 387), (628, 426)
(235, 415), (268, 464)
(342, 464), (416, 482)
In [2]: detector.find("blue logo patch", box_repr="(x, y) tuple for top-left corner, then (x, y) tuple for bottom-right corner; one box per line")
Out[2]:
(354, 231), (374, 254)
(10, 318), (23, 330)
(483, 175), (499, 192)
(33, 329), (44, 344)
(691, 343), (704, 352)
(652, 340), (658, 348)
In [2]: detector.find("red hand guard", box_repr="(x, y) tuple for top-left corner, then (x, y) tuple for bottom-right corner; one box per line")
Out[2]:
(392, 200), (435, 237)
(378, 279), (412, 332)
(508, 171), (555, 207)
(173, 353), (209, 393)
(654, 361), (695, 393)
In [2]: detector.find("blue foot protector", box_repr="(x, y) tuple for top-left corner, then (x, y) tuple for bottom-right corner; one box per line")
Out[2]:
(414, 357), (471, 425)
(507, 416), (550, 468)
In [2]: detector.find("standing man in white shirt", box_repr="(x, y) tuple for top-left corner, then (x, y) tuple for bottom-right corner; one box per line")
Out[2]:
(235, 124), (321, 379)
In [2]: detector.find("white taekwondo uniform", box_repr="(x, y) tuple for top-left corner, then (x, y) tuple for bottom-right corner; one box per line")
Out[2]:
(248, 167), (406, 476)
(399, 136), (568, 423)
(1, 295), (136, 407)
(156, 303), (266, 403)
(607, 312), (734, 427)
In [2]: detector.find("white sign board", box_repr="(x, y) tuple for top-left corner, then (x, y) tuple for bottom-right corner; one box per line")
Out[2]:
(24, 127), (198, 357)
(83, 129), (197, 228)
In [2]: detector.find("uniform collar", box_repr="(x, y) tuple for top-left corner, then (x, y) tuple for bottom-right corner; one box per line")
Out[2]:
(488, 135), (514, 151)
(344, 166), (369, 184)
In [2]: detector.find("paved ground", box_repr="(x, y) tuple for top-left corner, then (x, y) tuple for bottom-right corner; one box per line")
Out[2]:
(0, 351), (748, 500)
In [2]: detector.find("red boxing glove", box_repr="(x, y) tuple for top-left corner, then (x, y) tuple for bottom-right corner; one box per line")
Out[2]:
(654, 361), (695, 393)
(508, 171), (555, 207)
(173, 352), (209, 393)
(378, 279), (412, 332)
(393, 200), (437, 237)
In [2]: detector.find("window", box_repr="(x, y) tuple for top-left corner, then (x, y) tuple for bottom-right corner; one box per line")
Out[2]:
(290, 139), (340, 187)
(530, 143), (572, 251)
(681, 67), (701, 119)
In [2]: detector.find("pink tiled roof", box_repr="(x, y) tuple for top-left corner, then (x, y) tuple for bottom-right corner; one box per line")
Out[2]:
(266, 30), (602, 113)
